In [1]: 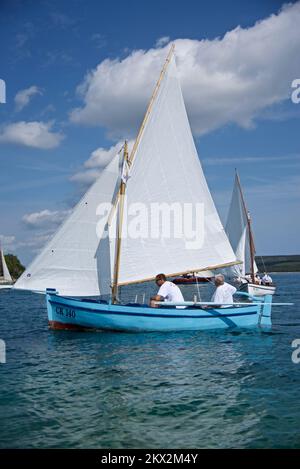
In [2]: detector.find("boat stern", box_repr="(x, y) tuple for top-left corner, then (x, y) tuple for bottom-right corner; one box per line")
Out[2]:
(46, 289), (100, 331)
(46, 288), (61, 328)
(46, 289), (78, 330)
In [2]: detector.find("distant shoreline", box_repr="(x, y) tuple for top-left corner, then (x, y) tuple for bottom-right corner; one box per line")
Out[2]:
(255, 255), (300, 272)
(6, 253), (300, 275)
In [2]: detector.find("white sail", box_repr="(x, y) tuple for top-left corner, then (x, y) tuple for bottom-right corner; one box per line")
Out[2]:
(224, 174), (257, 278)
(14, 49), (238, 296)
(117, 54), (237, 285)
(0, 250), (13, 282)
(14, 154), (121, 296)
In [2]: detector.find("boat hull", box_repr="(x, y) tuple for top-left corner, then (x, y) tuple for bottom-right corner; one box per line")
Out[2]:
(238, 282), (276, 297)
(0, 283), (13, 290)
(46, 292), (272, 332)
(173, 276), (213, 285)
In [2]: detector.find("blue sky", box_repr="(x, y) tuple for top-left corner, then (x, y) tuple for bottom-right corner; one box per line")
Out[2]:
(0, 0), (300, 265)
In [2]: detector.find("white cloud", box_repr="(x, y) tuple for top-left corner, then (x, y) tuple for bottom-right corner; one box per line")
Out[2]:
(71, 140), (134, 184)
(0, 121), (64, 149)
(22, 209), (70, 229)
(70, 169), (103, 185)
(84, 142), (123, 169)
(14, 231), (56, 257)
(70, 3), (300, 137)
(155, 36), (170, 48)
(18, 209), (71, 258)
(15, 85), (42, 111)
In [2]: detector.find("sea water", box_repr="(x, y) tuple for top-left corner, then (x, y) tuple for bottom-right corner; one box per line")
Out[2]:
(0, 273), (299, 448)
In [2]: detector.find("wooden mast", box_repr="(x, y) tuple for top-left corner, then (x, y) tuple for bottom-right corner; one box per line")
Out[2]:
(0, 241), (3, 278)
(248, 213), (256, 284)
(235, 170), (256, 284)
(110, 46), (176, 301)
(111, 141), (129, 303)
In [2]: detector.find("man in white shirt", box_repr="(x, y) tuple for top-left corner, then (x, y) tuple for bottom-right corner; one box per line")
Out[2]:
(254, 274), (261, 285)
(262, 273), (273, 285)
(150, 273), (185, 308)
(211, 274), (237, 307)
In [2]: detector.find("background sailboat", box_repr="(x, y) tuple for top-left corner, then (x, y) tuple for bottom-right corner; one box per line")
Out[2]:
(172, 270), (214, 285)
(224, 171), (276, 296)
(0, 247), (13, 289)
(13, 47), (277, 331)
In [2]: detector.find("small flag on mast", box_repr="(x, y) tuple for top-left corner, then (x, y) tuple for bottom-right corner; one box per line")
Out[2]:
(121, 158), (130, 185)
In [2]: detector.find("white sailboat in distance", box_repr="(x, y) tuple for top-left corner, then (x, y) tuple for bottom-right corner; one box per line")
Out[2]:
(224, 171), (276, 297)
(0, 246), (13, 289)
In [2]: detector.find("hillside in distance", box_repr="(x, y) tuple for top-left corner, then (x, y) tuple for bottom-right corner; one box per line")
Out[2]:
(255, 255), (300, 272)
(4, 254), (25, 280)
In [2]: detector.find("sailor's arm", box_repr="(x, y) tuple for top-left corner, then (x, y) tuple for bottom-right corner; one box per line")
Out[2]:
(150, 295), (164, 308)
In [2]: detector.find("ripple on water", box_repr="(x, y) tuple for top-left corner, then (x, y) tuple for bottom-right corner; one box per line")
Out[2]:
(0, 274), (300, 448)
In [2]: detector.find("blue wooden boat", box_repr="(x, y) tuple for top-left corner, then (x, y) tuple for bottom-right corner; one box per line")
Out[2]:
(14, 47), (293, 331)
(46, 289), (273, 332)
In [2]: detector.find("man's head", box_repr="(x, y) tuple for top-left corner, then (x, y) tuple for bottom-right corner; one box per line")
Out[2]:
(155, 273), (166, 287)
(214, 274), (225, 287)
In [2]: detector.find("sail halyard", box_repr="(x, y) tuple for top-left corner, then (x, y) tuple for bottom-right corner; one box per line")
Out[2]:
(0, 250), (3, 278)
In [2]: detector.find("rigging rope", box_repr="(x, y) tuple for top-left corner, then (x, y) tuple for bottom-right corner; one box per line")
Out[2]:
(195, 274), (202, 302)
(260, 255), (267, 274)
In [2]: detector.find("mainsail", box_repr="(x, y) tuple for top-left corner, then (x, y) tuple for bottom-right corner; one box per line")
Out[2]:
(116, 52), (237, 285)
(0, 249), (12, 282)
(224, 173), (258, 278)
(14, 47), (238, 296)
